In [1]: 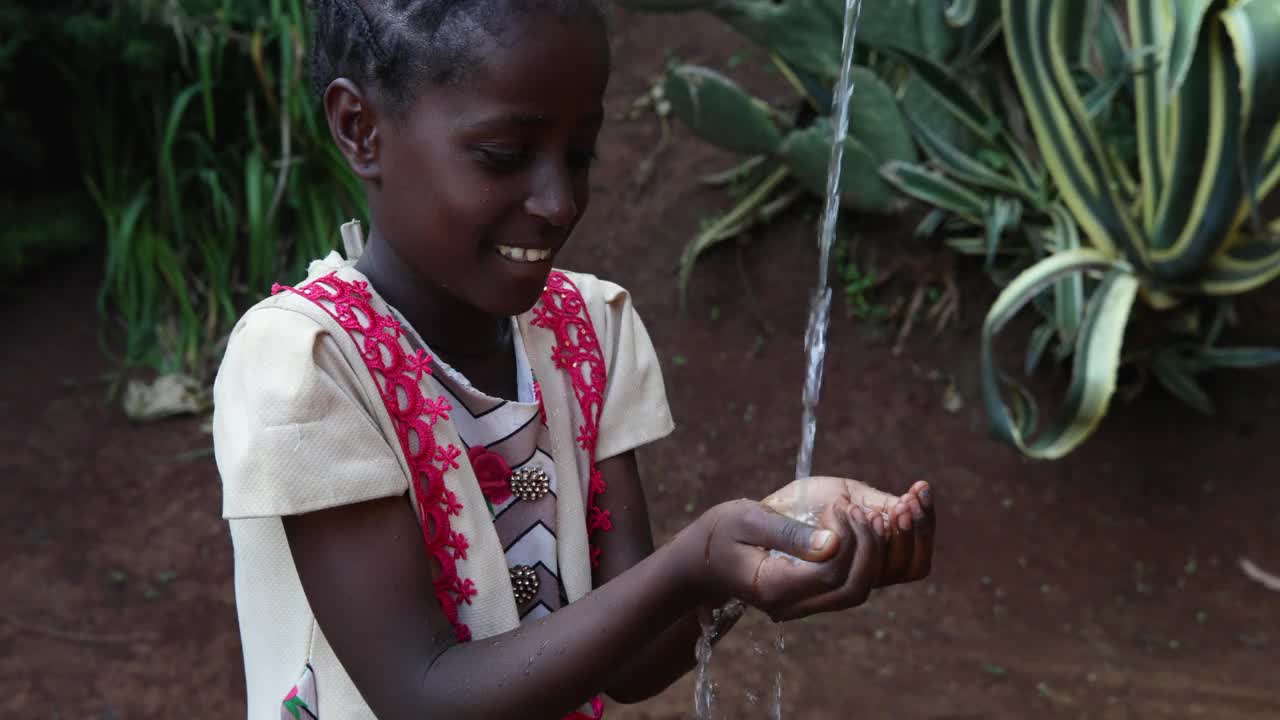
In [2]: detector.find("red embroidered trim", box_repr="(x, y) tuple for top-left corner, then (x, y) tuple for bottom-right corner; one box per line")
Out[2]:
(530, 272), (611, 569)
(563, 696), (606, 720)
(272, 274), (477, 643)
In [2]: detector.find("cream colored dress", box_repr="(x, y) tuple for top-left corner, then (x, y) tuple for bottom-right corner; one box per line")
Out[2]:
(212, 251), (674, 719)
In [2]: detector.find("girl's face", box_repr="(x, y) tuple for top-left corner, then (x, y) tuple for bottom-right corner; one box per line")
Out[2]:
(368, 11), (610, 318)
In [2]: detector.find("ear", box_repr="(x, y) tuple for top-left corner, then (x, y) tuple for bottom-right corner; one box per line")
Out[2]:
(323, 78), (382, 182)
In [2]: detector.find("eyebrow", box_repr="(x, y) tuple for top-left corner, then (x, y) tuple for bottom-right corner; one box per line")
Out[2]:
(460, 109), (605, 131)
(461, 112), (549, 131)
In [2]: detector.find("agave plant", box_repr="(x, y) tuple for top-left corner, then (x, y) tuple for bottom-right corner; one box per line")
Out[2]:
(884, 0), (1280, 459)
(615, 0), (996, 301)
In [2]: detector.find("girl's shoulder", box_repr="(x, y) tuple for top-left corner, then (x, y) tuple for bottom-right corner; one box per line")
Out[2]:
(212, 253), (407, 520)
(542, 269), (650, 339)
(219, 252), (363, 366)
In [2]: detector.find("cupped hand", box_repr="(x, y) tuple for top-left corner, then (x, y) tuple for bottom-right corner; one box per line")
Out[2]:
(761, 476), (934, 586)
(679, 498), (886, 622)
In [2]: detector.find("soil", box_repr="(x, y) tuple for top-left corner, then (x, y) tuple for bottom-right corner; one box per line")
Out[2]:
(3, 10), (1279, 720)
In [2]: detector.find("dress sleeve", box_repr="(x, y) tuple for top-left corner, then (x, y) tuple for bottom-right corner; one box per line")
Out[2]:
(588, 279), (676, 461)
(212, 304), (409, 519)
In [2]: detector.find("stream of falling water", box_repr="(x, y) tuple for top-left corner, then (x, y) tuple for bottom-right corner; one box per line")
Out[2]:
(774, 0), (867, 715)
(693, 0), (867, 715)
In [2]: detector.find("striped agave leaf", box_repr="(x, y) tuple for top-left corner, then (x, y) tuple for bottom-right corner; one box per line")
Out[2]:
(1001, 0), (1146, 267)
(983, 0), (1280, 457)
(981, 248), (1139, 460)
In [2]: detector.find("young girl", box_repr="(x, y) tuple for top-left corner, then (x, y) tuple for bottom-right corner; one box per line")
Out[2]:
(212, 0), (936, 718)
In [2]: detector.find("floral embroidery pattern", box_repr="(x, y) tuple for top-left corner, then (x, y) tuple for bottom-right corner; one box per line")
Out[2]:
(275, 270), (610, 719)
(273, 274), (477, 642)
(530, 272), (611, 568)
(468, 445), (514, 505)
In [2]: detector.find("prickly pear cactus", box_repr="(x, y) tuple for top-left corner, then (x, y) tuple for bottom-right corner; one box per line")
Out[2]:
(662, 62), (917, 213)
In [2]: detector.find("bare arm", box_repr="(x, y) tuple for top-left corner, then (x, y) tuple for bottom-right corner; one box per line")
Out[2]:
(591, 452), (741, 704)
(283, 478), (860, 720)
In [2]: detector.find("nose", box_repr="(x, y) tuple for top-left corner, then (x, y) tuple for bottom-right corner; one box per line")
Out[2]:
(525, 161), (578, 229)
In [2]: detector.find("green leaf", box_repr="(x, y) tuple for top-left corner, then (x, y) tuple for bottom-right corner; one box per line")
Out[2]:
(663, 64), (784, 156)
(1151, 350), (1216, 414)
(881, 161), (988, 222)
(1003, 0), (1146, 267)
(1025, 321), (1056, 375)
(1063, 0), (1102, 70)
(901, 102), (1035, 203)
(883, 45), (1002, 142)
(711, 0), (843, 79)
(946, 0), (979, 27)
(946, 236), (1025, 257)
(985, 196), (1023, 267)
(918, 0), (957, 61)
(854, 0), (930, 55)
(846, 66), (919, 167)
(1221, 0), (1280, 223)
(980, 248), (1139, 460)
(1167, 0), (1216, 98)
(677, 166), (791, 304)
(1201, 234), (1280, 295)
(1148, 21), (1247, 280)
(1047, 205), (1085, 343)
(1096, 3), (1130, 77)
(1194, 346), (1280, 369)
(782, 121), (901, 213)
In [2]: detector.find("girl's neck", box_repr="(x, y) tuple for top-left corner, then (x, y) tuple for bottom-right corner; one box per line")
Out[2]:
(354, 228), (513, 365)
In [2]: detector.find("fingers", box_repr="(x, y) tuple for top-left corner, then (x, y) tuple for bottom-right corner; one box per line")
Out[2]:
(907, 486), (935, 580)
(882, 499), (916, 584)
(770, 506), (885, 621)
(737, 501), (840, 564)
(842, 478), (897, 516)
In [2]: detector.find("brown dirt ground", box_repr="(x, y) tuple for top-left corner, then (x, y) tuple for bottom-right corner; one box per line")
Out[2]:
(3, 10), (1279, 720)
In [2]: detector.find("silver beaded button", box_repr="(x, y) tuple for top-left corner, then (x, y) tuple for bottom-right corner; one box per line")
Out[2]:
(509, 466), (551, 502)
(510, 564), (539, 605)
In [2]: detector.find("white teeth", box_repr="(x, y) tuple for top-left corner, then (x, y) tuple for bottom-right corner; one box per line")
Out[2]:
(497, 246), (551, 262)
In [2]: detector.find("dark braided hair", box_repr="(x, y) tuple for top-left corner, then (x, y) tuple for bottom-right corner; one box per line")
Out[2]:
(309, 0), (608, 114)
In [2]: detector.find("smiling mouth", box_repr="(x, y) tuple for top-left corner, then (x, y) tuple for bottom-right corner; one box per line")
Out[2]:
(496, 245), (553, 263)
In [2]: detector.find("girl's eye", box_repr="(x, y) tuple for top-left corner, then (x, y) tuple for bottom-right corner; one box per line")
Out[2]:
(473, 145), (532, 173)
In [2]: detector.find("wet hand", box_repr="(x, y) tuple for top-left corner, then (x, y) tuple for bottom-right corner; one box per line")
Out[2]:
(762, 476), (934, 587)
(679, 498), (885, 622)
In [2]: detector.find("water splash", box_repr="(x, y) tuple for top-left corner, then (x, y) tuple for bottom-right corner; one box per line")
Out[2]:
(693, 600), (744, 719)
(693, 619), (717, 719)
(768, 628), (785, 720)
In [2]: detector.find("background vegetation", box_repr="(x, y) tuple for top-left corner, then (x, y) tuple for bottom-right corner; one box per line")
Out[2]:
(6, 0), (1278, 459)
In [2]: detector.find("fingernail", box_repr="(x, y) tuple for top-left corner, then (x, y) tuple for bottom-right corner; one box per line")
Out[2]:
(920, 486), (932, 504)
(811, 530), (835, 551)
